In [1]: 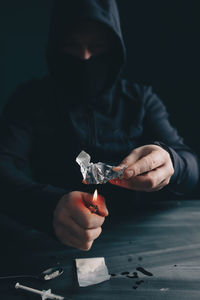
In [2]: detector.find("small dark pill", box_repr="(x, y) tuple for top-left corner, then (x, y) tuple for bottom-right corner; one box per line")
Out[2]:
(128, 257), (132, 262)
(174, 264), (177, 267)
(136, 267), (153, 277)
(133, 272), (139, 278)
(127, 275), (134, 278)
(110, 273), (116, 277)
(138, 257), (143, 261)
(132, 286), (138, 289)
(121, 271), (129, 275)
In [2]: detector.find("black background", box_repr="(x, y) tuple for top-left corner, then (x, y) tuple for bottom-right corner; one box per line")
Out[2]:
(1, 0), (200, 151)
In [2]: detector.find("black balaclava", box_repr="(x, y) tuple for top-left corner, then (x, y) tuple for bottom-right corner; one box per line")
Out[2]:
(46, 0), (126, 104)
(51, 39), (117, 102)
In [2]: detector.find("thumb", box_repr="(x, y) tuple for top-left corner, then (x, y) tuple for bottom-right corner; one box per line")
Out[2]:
(83, 192), (109, 217)
(113, 149), (141, 173)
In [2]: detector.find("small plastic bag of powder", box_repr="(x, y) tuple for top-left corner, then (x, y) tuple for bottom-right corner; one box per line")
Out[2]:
(75, 257), (110, 287)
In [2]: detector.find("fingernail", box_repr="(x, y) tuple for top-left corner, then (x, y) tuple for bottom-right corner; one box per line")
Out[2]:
(113, 167), (121, 172)
(124, 170), (133, 179)
(114, 164), (126, 171)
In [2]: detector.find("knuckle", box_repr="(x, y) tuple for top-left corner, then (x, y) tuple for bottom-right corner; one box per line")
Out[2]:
(81, 242), (93, 251)
(144, 156), (153, 170)
(82, 217), (93, 229)
(82, 229), (93, 242)
(163, 151), (172, 164)
(147, 156), (156, 170)
(99, 217), (105, 227)
(163, 151), (169, 159)
(95, 227), (102, 239)
(142, 156), (153, 171)
(165, 178), (170, 185)
(154, 147), (163, 156)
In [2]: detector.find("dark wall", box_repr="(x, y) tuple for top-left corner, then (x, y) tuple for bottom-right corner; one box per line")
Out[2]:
(117, 0), (200, 152)
(1, 0), (200, 152)
(0, 0), (53, 109)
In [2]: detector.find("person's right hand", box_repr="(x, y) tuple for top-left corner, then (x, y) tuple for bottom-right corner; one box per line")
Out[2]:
(53, 191), (108, 251)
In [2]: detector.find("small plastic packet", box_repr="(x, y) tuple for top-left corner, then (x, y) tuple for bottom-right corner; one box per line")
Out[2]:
(75, 257), (110, 287)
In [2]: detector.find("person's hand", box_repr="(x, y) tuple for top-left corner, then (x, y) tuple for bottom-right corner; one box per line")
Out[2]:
(53, 191), (108, 250)
(110, 144), (174, 192)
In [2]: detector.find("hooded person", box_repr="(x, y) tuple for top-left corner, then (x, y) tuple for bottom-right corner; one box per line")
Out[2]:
(46, 0), (125, 103)
(0, 0), (199, 250)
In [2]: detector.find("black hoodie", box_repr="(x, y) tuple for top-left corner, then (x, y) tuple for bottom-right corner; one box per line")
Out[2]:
(0, 0), (199, 232)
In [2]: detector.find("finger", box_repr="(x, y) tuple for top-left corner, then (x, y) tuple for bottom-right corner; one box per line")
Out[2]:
(71, 193), (105, 229)
(55, 223), (94, 251)
(130, 168), (167, 191)
(110, 165), (171, 192)
(110, 178), (133, 189)
(67, 237), (93, 251)
(124, 150), (167, 179)
(113, 149), (141, 171)
(55, 216), (102, 243)
(82, 179), (89, 184)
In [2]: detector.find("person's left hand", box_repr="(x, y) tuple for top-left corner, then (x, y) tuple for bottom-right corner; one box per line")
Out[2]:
(110, 144), (174, 192)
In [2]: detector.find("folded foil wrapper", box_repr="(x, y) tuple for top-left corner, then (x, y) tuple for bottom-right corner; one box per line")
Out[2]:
(76, 151), (125, 184)
(75, 257), (110, 287)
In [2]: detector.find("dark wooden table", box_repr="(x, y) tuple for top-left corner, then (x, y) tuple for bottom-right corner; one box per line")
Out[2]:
(1, 199), (200, 300)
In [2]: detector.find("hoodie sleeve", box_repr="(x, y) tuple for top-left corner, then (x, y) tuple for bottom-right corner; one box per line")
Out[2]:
(0, 84), (69, 234)
(141, 85), (199, 194)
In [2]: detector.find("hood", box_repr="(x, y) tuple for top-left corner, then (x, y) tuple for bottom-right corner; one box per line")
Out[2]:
(46, 0), (126, 93)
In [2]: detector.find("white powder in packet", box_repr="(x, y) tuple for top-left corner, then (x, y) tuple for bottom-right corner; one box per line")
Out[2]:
(75, 257), (110, 287)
